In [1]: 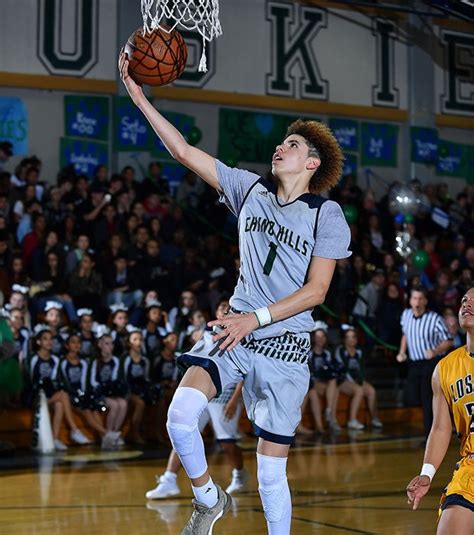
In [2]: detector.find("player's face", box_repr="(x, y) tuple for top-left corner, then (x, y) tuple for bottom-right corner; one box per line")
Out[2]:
(459, 289), (474, 330)
(409, 291), (427, 315)
(271, 134), (314, 177)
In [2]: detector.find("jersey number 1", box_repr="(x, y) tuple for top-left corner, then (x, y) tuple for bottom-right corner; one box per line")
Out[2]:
(465, 402), (474, 434)
(263, 242), (278, 276)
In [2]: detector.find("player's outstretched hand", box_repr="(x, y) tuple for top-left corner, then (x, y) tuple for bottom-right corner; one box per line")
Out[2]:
(118, 48), (144, 105)
(406, 475), (431, 510)
(208, 313), (259, 352)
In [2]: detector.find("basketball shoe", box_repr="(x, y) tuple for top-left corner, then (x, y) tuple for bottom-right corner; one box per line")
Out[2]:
(226, 468), (249, 494)
(181, 484), (232, 534)
(146, 473), (180, 499)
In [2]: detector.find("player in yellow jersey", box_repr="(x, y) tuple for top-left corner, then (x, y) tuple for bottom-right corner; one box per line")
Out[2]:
(406, 287), (474, 534)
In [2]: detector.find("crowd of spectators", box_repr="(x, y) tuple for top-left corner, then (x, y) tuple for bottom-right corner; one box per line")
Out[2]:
(0, 145), (472, 449)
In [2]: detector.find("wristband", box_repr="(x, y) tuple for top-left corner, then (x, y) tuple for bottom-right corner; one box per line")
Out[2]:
(254, 307), (272, 327)
(420, 463), (436, 481)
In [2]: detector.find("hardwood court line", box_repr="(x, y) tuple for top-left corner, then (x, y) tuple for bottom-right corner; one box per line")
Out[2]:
(291, 514), (377, 534)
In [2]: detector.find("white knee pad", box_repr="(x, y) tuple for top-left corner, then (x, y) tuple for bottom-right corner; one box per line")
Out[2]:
(257, 453), (291, 527)
(166, 387), (208, 457)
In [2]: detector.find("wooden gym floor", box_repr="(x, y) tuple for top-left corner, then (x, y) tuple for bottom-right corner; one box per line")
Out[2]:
(0, 425), (459, 534)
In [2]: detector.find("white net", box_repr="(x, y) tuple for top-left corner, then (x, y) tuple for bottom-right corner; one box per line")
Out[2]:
(141, 0), (222, 72)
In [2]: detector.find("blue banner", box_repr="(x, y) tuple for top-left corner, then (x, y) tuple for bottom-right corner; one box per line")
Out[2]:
(342, 152), (358, 177)
(64, 96), (109, 141)
(114, 97), (152, 151)
(60, 138), (108, 178)
(410, 127), (438, 163)
(0, 97), (28, 155)
(329, 118), (359, 151)
(361, 122), (398, 167)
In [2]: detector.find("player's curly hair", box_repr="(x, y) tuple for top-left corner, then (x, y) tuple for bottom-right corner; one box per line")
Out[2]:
(285, 119), (344, 194)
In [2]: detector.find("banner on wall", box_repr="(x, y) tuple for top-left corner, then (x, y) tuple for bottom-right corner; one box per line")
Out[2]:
(114, 97), (152, 151)
(64, 96), (109, 141)
(329, 118), (358, 151)
(0, 97), (28, 155)
(410, 127), (438, 163)
(466, 145), (474, 183)
(218, 109), (318, 165)
(360, 122), (398, 167)
(60, 137), (108, 178)
(151, 111), (196, 160)
(342, 152), (358, 177)
(436, 139), (466, 177)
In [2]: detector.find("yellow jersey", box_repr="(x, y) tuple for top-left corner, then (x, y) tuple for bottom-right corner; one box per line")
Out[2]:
(438, 346), (474, 458)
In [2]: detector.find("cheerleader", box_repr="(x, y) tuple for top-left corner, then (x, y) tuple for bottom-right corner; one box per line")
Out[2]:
(122, 327), (160, 444)
(76, 308), (96, 361)
(152, 331), (179, 442)
(60, 331), (118, 449)
(142, 299), (170, 362)
(29, 324), (90, 450)
(109, 303), (129, 357)
(298, 323), (344, 435)
(335, 325), (383, 430)
(90, 326), (128, 446)
(43, 301), (66, 356)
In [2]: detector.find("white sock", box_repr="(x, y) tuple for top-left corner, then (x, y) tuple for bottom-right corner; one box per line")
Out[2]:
(164, 470), (177, 482)
(192, 476), (218, 508)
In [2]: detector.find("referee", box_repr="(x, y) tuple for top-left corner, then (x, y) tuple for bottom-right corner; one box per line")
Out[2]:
(396, 286), (453, 438)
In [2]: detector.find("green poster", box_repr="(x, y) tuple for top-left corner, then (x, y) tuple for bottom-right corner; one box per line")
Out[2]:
(64, 95), (109, 141)
(361, 122), (398, 167)
(218, 108), (318, 165)
(436, 139), (466, 177)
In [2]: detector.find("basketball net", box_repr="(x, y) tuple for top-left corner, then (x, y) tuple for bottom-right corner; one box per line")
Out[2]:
(141, 0), (222, 72)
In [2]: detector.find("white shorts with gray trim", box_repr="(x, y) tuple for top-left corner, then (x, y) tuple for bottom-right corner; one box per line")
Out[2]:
(198, 397), (243, 442)
(178, 329), (311, 444)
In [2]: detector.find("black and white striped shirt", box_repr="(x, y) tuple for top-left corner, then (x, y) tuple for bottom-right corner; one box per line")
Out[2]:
(400, 309), (451, 362)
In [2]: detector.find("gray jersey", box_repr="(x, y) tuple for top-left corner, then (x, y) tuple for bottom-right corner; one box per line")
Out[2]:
(217, 160), (351, 339)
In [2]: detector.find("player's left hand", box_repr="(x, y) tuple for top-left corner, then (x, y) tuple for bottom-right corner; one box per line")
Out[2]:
(208, 313), (259, 352)
(406, 475), (431, 510)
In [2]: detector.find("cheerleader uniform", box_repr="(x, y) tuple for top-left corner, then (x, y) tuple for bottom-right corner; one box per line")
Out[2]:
(334, 346), (365, 385)
(29, 353), (61, 399)
(122, 353), (160, 405)
(142, 327), (164, 360)
(309, 348), (344, 385)
(111, 329), (128, 358)
(89, 356), (128, 399)
(60, 358), (89, 409)
(78, 331), (96, 361)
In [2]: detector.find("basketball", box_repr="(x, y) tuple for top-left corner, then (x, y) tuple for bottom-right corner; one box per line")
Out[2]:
(124, 27), (188, 86)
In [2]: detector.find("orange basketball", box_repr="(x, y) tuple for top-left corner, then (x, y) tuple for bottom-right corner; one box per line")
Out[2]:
(124, 27), (188, 86)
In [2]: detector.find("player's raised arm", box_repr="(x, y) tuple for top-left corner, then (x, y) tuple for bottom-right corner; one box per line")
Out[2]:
(118, 50), (219, 190)
(406, 365), (452, 510)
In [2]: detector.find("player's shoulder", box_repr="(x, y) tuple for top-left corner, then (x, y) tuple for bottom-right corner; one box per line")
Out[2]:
(438, 346), (466, 374)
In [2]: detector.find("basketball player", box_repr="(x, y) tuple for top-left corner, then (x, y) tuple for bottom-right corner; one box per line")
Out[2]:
(119, 51), (351, 534)
(406, 288), (474, 534)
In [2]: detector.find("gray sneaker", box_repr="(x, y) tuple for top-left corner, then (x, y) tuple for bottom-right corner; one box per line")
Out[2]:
(181, 484), (232, 534)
